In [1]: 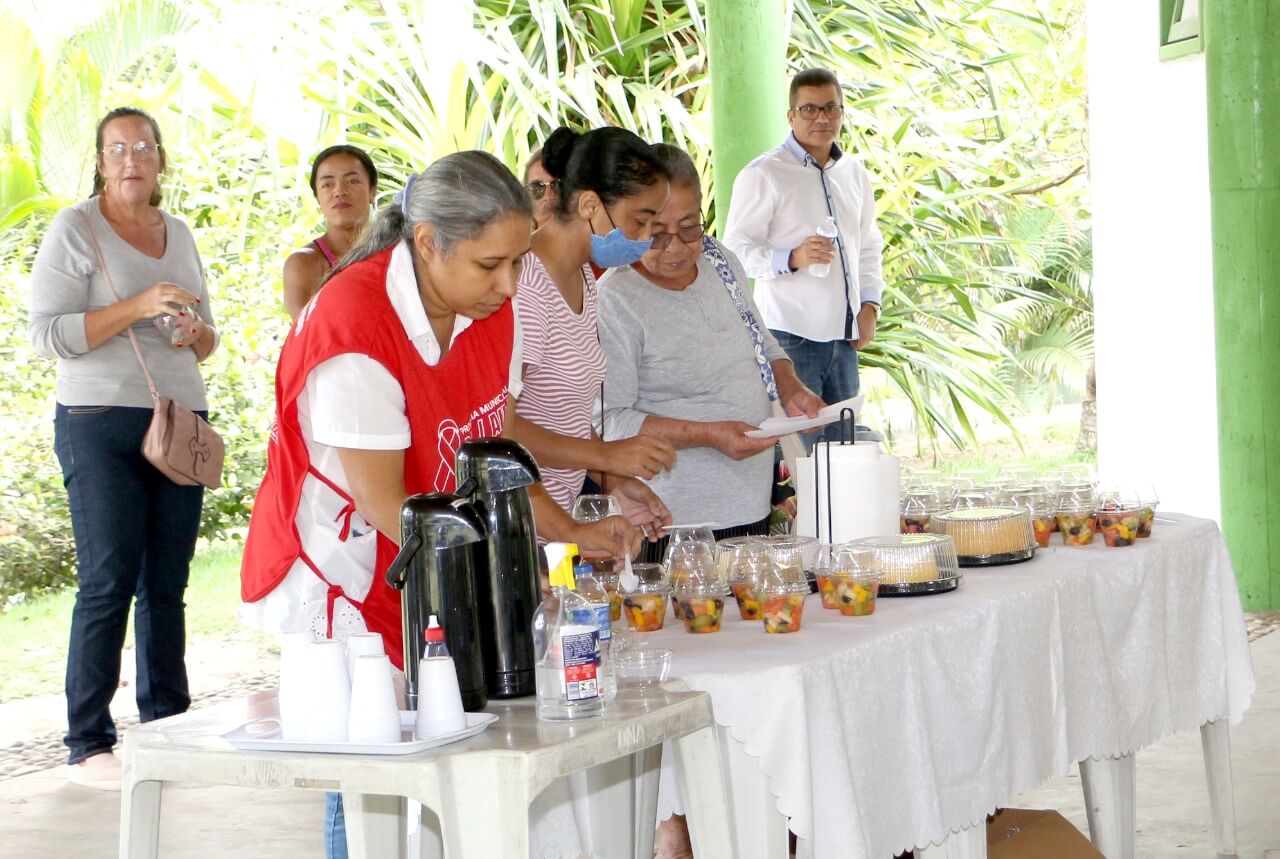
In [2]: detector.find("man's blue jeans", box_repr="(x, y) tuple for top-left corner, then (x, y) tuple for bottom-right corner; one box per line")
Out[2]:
(769, 330), (861, 452)
(53, 404), (203, 764)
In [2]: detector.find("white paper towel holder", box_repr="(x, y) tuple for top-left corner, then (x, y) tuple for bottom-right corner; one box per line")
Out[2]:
(812, 407), (858, 544)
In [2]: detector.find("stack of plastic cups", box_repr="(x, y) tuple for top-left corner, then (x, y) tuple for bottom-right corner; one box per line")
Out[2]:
(348, 653), (402, 744)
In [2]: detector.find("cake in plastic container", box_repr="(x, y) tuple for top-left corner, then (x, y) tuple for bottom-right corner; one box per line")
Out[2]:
(927, 506), (1037, 565)
(848, 533), (962, 595)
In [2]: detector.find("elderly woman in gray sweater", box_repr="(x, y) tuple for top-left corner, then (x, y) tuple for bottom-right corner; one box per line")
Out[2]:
(598, 143), (823, 557)
(28, 107), (218, 790)
(598, 141), (823, 857)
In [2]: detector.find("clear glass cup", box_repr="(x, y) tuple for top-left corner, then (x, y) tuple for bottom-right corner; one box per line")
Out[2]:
(614, 647), (672, 692)
(572, 494), (621, 523)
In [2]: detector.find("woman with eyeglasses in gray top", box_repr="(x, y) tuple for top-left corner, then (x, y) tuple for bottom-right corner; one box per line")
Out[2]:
(28, 106), (219, 790)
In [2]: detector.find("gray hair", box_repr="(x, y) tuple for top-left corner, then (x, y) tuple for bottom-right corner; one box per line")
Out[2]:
(325, 150), (532, 283)
(648, 143), (701, 196)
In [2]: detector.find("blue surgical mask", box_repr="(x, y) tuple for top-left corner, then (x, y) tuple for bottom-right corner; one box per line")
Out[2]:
(588, 206), (653, 268)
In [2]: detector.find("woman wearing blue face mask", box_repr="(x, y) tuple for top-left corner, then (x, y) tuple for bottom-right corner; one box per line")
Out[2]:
(506, 127), (677, 532)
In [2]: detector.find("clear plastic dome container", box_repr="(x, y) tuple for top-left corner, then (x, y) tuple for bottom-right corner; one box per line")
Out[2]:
(848, 534), (962, 595)
(719, 534), (819, 571)
(926, 506), (1037, 565)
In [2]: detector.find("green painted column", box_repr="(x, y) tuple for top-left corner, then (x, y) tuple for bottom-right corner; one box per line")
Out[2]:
(705, 0), (789, 229)
(1204, 2), (1280, 610)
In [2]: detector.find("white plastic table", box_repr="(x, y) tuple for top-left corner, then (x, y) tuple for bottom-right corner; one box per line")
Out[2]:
(119, 687), (735, 859)
(648, 513), (1254, 858)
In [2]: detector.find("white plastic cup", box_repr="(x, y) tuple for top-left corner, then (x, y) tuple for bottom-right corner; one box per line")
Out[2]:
(347, 654), (403, 744)
(345, 632), (385, 684)
(292, 639), (350, 743)
(277, 631), (314, 741)
(414, 656), (467, 738)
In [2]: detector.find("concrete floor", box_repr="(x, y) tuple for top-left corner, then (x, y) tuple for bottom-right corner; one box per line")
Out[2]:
(2, 633), (1276, 859)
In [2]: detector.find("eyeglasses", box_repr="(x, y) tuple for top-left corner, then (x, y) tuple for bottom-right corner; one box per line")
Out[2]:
(526, 180), (550, 201)
(793, 103), (844, 121)
(649, 223), (706, 251)
(102, 141), (160, 162)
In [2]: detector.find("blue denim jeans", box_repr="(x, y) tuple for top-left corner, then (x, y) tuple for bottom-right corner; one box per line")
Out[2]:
(769, 330), (861, 452)
(325, 793), (348, 859)
(54, 404), (204, 764)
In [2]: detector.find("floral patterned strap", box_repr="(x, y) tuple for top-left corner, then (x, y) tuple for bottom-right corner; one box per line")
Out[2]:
(701, 235), (778, 401)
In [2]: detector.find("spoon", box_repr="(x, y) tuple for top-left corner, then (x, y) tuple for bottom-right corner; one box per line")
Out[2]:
(620, 550), (640, 593)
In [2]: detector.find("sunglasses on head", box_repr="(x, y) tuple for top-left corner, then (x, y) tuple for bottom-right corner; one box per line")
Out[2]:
(649, 223), (706, 251)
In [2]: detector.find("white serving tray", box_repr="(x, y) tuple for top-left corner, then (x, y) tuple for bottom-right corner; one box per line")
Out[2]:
(222, 711), (497, 756)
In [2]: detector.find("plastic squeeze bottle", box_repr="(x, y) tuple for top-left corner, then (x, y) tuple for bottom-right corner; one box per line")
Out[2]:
(534, 543), (604, 721)
(414, 615), (467, 738)
(573, 559), (615, 702)
(808, 216), (839, 278)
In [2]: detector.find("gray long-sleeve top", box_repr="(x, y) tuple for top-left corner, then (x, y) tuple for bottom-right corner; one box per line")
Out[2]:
(28, 198), (217, 409)
(597, 241), (787, 528)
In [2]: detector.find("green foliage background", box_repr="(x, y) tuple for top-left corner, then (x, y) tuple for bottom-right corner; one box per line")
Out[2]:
(0, 0), (1090, 602)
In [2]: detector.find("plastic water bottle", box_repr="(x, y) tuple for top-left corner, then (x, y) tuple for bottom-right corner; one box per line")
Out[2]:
(534, 543), (604, 721)
(808, 217), (839, 278)
(153, 305), (198, 345)
(573, 559), (615, 702)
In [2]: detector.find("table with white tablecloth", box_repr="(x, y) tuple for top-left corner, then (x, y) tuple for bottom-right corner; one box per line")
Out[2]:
(646, 513), (1254, 858)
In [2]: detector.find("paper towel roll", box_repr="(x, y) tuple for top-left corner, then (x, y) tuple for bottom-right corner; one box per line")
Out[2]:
(796, 442), (891, 543)
(878, 454), (901, 536)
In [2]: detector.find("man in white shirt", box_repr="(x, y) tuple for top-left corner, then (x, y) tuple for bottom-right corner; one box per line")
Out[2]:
(724, 67), (885, 449)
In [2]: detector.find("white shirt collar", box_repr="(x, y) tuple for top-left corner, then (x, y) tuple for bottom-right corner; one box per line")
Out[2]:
(387, 241), (472, 366)
(782, 132), (843, 168)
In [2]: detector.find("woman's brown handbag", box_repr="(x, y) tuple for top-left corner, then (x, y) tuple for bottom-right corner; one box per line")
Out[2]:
(79, 210), (224, 489)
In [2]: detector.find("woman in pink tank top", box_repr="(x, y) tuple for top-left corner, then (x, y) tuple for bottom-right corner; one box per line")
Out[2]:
(282, 145), (378, 320)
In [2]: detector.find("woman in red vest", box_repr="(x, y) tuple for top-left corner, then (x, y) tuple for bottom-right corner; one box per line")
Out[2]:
(240, 151), (641, 859)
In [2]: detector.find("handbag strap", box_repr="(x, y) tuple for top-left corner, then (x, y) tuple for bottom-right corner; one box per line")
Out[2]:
(76, 208), (162, 403)
(699, 235), (779, 402)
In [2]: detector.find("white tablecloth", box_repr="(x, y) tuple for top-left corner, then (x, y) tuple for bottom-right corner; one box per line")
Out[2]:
(651, 513), (1254, 858)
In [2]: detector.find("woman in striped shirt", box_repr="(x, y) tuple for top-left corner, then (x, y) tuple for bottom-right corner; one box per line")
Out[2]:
(507, 126), (675, 528)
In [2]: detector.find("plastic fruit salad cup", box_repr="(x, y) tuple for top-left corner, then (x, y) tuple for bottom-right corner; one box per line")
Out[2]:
(761, 581), (809, 633)
(674, 584), (726, 634)
(727, 544), (772, 621)
(1056, 501), (1097, 547)
(1096, 506), (1142, 547)
(830, 570), (881, 617)
(622, 581), (670, 632)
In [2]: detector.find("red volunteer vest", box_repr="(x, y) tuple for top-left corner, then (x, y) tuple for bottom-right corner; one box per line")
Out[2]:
(240, 245), (513, 668)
